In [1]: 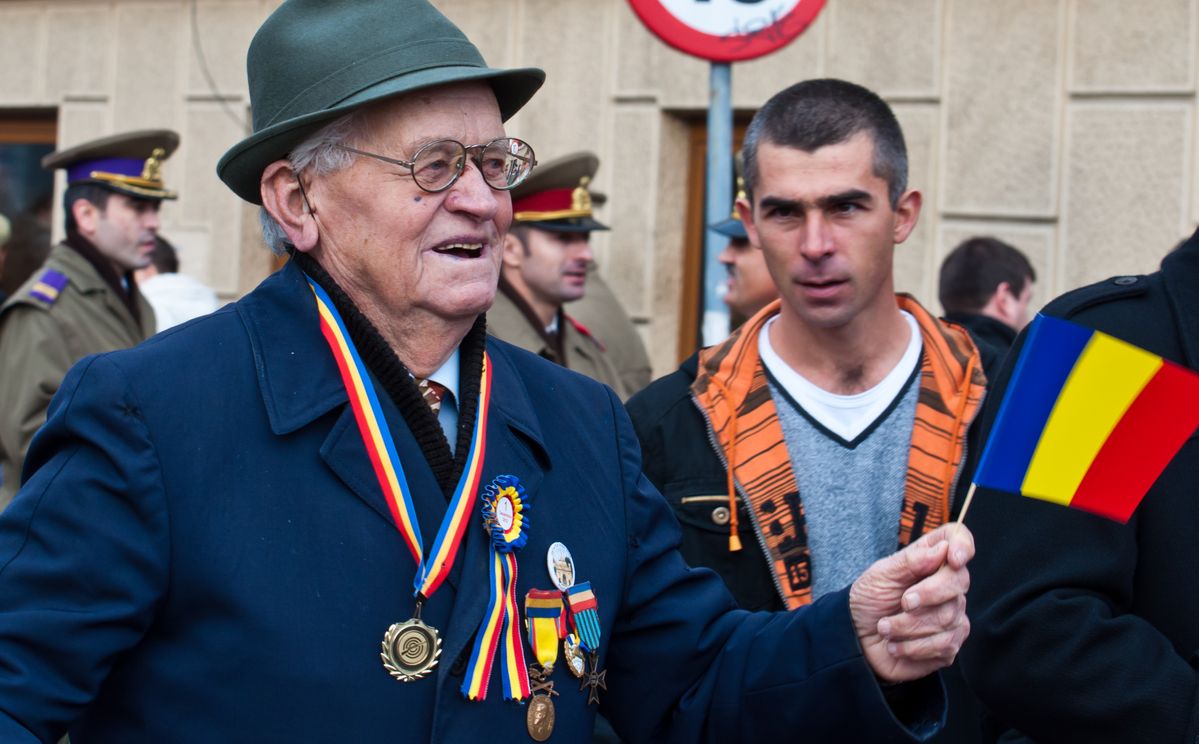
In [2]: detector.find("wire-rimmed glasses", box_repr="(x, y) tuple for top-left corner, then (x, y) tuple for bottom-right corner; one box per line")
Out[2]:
(335, 137), (536, 193)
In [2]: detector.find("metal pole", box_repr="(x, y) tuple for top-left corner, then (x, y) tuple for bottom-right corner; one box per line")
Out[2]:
(701, 61), (733, 347)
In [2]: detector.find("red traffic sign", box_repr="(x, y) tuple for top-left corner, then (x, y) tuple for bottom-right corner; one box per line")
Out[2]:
(628, 0), (826, 63)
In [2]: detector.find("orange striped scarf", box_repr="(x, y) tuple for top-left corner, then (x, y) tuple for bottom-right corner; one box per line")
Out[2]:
(691, 295), (985, 609)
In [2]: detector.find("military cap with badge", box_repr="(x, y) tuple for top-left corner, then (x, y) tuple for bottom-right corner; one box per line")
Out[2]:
(512, 151), (610, 234)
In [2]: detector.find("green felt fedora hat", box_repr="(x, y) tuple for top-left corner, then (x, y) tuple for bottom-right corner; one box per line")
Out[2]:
(217, 0), (545, 204)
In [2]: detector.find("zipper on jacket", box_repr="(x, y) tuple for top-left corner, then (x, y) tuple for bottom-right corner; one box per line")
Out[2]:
(690, 394), (790, 608)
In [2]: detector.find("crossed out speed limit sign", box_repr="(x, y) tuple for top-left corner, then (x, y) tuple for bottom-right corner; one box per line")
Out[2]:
(627, 0), (826, 62)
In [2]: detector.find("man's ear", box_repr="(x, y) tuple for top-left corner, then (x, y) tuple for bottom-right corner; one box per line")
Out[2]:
(71, 198), (100, 237)
(891, 189), (923, 245)
(992, 281), (1017, 323)
(261, 160), (319, 252)
(501, 232), (523, 270)
(736, 198), (759, 248)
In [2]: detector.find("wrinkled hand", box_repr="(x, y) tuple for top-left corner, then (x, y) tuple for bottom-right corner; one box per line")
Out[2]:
(848, 523), (974, 683)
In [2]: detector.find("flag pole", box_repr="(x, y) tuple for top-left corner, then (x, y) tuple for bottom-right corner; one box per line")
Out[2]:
(956, 482), (978, 524)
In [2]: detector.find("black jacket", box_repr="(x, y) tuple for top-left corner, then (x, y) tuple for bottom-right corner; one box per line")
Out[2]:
(960, 229), (1199, 743)
(943, 312), (1017, 382)
(626, 353), (783, 612)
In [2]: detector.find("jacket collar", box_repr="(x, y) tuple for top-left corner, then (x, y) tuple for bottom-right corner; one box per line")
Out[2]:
(695, 294), (983, 413)
(1163, 227), (1199, 369)
(236, 260), (550, 454)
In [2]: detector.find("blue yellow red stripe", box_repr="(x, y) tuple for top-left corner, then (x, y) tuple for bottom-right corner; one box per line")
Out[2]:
(306, 276), (492, 597)
(974, 314), (1199, 522)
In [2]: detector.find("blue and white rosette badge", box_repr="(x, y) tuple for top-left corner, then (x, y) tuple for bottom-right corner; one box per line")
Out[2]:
(462, 475), (532, 701)
(483, 474), (530, 552)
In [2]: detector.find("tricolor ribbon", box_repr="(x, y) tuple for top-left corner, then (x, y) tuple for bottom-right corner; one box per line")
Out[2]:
(565, 582), (601, 653)
(462, 475), (532, 700)
(306, 275), (491, 602)
(524, 589), (564, 670)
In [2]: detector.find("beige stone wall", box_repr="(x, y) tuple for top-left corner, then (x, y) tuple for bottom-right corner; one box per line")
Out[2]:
(2, 0), (1196, 378)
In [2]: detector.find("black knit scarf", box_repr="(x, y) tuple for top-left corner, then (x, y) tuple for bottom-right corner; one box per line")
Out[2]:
(293, 251), (485, 497)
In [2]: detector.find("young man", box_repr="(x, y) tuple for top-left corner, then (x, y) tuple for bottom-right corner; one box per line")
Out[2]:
(939, 236), (1036, 378)
(0, 130), (175, 508)
(0, 10), (973, 740)
(488, 151), (635, 398)
(628, 78), (986, 740)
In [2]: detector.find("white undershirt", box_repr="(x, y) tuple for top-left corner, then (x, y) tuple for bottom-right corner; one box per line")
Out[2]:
(758, 312), (923, 442)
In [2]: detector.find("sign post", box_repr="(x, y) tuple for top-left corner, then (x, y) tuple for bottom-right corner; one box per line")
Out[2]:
(626, 0), (825, 345)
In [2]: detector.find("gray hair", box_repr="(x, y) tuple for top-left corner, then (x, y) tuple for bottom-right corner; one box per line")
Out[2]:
(258, 111), (366, 254)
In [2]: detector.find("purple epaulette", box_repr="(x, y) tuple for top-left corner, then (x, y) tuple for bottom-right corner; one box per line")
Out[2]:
(28, 269), (69, 305)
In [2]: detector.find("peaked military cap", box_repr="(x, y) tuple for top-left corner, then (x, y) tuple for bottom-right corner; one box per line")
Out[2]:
(217, 0), (545, 205)
(511, 151), (609, 233)
(42, 129), (179, 201)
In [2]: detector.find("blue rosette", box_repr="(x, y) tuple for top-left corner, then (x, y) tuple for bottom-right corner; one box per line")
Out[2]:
(481, 474), (530, 553)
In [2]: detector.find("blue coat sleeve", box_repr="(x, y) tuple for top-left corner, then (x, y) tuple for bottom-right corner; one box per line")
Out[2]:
(0, 354), (170, 743)
(598, 387), (945, 743)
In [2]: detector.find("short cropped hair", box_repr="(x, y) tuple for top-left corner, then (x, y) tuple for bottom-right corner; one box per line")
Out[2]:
(938, 236), (1036, 314)
(742, 78), (908, 208)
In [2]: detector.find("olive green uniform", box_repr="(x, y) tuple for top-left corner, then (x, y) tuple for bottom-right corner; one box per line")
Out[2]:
(0, 242), (155, 508)
(487, 289), (632, 400)
(568, 271), (652, 396)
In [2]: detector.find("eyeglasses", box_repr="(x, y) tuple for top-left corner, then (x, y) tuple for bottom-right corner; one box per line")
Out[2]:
(334, 137), (537, 193)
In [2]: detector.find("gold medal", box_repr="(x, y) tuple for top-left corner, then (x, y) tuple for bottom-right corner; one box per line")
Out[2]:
(380, 615), (442, 682)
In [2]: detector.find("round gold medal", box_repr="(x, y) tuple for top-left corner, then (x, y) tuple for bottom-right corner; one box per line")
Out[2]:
(380, 617), (442, 682)
(526, 693), (556, 741)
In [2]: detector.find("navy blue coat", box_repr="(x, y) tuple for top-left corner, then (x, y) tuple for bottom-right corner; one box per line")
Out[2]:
(0, 262), (940, 742)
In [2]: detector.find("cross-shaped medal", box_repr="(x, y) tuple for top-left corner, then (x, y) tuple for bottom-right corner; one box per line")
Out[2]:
(579, 652), (607, 705)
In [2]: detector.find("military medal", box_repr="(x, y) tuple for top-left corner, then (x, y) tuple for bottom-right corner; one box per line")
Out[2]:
(566, 581), (607, 705)
(563, 633), (586, 678)
(524, 589), (564, 741)
(461, 475), (533, 701)
(380, 610), (442, 682)
(307, 276), (493, 685)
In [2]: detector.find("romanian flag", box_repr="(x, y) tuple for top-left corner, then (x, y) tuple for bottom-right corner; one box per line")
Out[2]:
(973, 314), (1199, 522)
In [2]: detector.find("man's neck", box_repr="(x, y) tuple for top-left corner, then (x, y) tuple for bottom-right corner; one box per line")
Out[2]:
(360, 300), (471, 379)
(768, 301), (912, 395)
(501, 271), (557, 328)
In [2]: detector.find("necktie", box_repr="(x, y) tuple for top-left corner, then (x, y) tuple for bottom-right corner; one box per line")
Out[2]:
(417, 378), (449, 415)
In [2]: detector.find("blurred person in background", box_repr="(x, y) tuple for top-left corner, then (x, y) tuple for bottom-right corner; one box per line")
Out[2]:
(135, 234), (220, 332)
(489, 152), (635, 398)
(938, 236), (1036, 379)
(0, 130), (174, 509)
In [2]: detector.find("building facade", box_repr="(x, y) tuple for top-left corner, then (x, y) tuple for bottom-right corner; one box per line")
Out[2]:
(0, 0), (1195, 377)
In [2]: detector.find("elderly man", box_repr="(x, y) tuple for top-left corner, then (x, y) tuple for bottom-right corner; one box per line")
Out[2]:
(0, 130), (173, 509)
(0, 2), (972, 742)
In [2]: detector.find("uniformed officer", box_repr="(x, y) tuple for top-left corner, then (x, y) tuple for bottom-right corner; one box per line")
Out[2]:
(488, 152), (636, 398)
(711, 175), (777, 327)
(0, 130), (177, 508)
